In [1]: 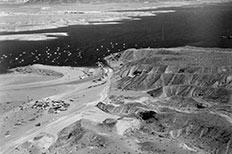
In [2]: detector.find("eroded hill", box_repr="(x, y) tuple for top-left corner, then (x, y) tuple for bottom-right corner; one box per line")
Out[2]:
(96, 46), (232, 154)
(8, 46), (232, 154)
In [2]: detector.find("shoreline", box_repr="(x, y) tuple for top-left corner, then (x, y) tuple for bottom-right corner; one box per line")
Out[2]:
(0, 1), (231, 33)
(1, 45), (232, 153)
(0, 64), (113, 154)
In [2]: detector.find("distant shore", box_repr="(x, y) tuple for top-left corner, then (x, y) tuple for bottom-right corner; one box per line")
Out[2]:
(0, 0), (231, 33)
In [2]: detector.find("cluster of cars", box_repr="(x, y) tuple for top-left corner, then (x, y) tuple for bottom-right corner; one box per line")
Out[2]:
(48, 100), (70, 114)
(32, 99), (70, 114)
(32, 100), (50, 110)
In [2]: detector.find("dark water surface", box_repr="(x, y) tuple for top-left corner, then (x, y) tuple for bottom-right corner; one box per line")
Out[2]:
(0, 2), (232, 73)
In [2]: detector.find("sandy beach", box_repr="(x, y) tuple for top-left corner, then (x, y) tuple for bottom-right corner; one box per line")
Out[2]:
(0, 64), (114, 154)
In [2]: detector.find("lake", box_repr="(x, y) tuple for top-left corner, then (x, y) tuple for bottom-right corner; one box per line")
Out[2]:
(0, 2), (232, 73)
